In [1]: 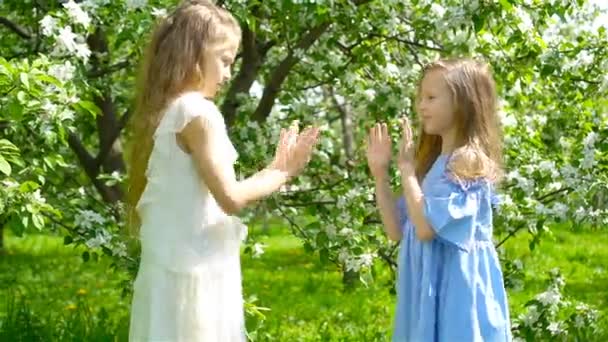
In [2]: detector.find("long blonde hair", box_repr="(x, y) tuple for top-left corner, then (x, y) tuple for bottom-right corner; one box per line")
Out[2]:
(414, 58), (504, 183)
(126, 0), (241, 235)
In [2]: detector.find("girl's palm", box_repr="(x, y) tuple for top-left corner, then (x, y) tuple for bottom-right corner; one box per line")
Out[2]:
(366, 123), (392, 178)
(271, 125), (319, 179)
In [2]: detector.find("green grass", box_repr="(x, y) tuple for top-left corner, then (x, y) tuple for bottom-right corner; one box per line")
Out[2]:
(0, 225), (607, 341)
(241, 229), (394, 340)
(499, 227), (608, 314)
(0, 234), (131, 341)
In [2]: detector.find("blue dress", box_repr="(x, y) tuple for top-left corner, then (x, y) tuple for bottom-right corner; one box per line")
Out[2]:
(392, 155), (511, 342)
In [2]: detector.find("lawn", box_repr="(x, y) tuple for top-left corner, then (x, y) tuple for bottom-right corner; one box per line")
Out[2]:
(0, 224), (606, 341)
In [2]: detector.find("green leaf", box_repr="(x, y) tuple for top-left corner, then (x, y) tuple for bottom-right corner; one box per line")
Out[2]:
(19, 72), (29, 90)
(16, 90), (27, 103)
(37, 74), (63, 88)
(499, 0), (513, 11)
(7, 101), (23, 118)
(306, 221), (321, 230)
(0, 139), (19, 153)
(0, 57), (14, 74)
(76, 100), (102, 117)
(540, 64), (555, 77)
(19, 181), (40, 193)
(32, 213), (44, 230)
(303, 241), (315, 253)
(0, 155), (11, 176)
(21, 215), (29, 229)
(319, 248), (329, 264)
(64, 235), (74, 245)
(473, 14), (486, 32)
(316, 231), (329, 246)
(8, 214), (26, 237)
(82, 251), (90, 262)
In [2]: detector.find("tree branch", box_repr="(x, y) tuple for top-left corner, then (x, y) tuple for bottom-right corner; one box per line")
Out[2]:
(252, 22), (331, 123)
(96, 109), (131, 168)
(369, 33), (444, 52)
(0, 16), (31, 39)
(251, 0), (374, 123)
(378, 244), (399, 269)
(495, 222), (526, 249)
(275, 205), (310, 240)
(538, 187), (572, 202)
(328, 86), (355, 163)
(569, 77), (601, 85)
(221, 24), (268, 126)
(87, 59), (132, 78)
(278, 177), (349, 195)
(69, 131), (122, 203)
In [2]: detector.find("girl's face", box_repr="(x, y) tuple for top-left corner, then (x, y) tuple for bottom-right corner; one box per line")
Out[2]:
(200, 39), (238, 98)
(417, 69), (456, 137)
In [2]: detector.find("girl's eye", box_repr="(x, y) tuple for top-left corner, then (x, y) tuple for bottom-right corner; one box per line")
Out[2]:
(428, 96), (435, 100)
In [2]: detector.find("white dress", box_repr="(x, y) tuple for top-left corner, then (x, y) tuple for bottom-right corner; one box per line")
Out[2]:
(129, 91), (248, 342)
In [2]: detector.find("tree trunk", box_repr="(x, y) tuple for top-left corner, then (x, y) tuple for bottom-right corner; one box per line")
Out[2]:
(66, 26), (126, 203)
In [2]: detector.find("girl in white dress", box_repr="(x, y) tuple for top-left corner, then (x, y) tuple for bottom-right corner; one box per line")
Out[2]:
(125, 1), (319, 341)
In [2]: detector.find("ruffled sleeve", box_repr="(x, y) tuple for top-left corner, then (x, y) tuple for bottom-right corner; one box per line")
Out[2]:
(423, 178), (488, 252)
(155, 92), (222, 138)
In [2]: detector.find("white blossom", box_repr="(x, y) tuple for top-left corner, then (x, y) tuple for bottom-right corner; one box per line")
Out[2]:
(536, 289), (561, 306)
(75, 209), (105, 229)
(151, 7), (167, 18)
(547, 322), (563, 335)
(85, 230), (111, 248)
(63, 0), (92, 27)
(514, 7), (534, 32)
(75, 43), (91, 61)
(40, 15), (59, 36)
(113, 241), (128, 258)
(581, 147), (596, 169)
(32, 189), (46, 204)
(125, 0), (147, 10)
(499, 111), (517, 127)
(552, 202), (568, 219)
(337, 247), (350, 263)
(345, 257), (360, 272)
(578, 50), (594, 66)
(338, 228), (353, 236)
(430, 3), (446, 17)
(520, 305), (540, 326)
(583, 131), (598, 148)
(48, 61), (76, 82)
(252, 242), (265, 258)
(359, 253), (375, 268)
(56, 26), (78, 53)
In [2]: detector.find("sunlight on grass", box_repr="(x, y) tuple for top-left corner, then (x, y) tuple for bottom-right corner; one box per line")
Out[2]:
(1, 224), (607, 340)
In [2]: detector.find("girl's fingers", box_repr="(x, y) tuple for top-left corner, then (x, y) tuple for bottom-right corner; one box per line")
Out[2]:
(381, 122), (388, 142)
(402, 116), (411, 142)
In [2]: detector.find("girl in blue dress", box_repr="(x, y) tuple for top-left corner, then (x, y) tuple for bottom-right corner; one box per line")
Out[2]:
(366, 58), (511, 342)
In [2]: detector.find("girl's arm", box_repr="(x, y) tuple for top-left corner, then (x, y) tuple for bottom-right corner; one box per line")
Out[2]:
(374, 174), (402, 241)
(180, 116), (315, 215)
(400, 167), (435, 241)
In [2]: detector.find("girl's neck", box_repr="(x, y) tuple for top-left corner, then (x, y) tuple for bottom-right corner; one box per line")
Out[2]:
(440, 126), (459, 155)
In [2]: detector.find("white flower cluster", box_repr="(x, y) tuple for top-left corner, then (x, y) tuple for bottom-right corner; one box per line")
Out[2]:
(74, 209), (105, 230)
(39, 1), (93, 61)
(513, 269), (601, 339)
(338, 247), (375, 272)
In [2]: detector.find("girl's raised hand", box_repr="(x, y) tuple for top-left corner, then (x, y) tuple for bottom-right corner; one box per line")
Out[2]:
(366, 122), (392, 179)
(397, 116), (415, 173)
